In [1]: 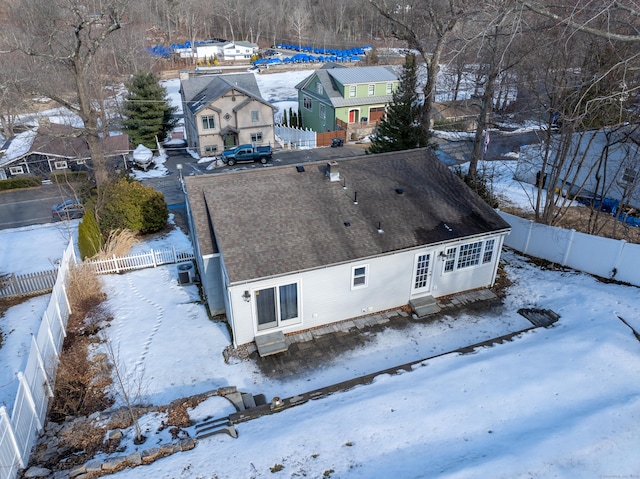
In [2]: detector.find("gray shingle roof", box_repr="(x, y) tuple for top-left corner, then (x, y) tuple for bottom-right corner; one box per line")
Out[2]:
(185, 148), (510, 284)
(181, 73), (269, 115)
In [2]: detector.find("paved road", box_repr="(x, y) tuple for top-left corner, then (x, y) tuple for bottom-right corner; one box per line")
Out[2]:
(0, 132), (543, 231)
(0, 185), (74, 230)
(434, 130), (544, 165)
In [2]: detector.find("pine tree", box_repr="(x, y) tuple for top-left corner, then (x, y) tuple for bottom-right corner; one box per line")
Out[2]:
(367, 53), (428, 154)
(122, 72), (178, 150)
(289, 107), (295, 128)
(282, 109), (288, 126)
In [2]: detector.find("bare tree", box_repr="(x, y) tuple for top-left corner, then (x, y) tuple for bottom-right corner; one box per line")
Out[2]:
(290, 4), (312, 50)
(463, 1), (525, 183)
(518, 0), (640, 43)
(103, 338), (147, 444)
(368, 0), (471, 139)
(4, 0), (128, 187)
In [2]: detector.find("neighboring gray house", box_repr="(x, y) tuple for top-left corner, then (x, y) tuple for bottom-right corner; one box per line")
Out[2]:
(184, 148), (511, 350)
(0, 123), (129, 180)
(515, 127), (640, 209)
(180, 73), (275, 157)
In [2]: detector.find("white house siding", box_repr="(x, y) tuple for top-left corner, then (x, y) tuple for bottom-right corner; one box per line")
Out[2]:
(201, 254), (226, 316)
(226, 232), (506, 346)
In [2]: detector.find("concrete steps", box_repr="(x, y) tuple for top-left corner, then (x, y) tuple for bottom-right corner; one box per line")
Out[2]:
(255, 330), (288, 357)
(409, 295), (441, 317)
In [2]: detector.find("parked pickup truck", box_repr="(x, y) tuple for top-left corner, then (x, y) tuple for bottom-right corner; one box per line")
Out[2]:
(221, 144), (272, 166)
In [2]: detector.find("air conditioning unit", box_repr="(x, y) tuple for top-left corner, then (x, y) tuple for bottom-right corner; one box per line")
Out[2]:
(177, 261), (196, 285)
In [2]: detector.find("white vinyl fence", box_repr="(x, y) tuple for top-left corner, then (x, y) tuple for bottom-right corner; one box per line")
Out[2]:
(0, 243), (195, 479)
(275, 125), (316, 149)
(0, 240), (76, 479)
(498, 211), (640, 287)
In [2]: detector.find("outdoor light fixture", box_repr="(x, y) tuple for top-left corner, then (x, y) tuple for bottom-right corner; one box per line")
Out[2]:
(243, 290), (251, 302)
(176, 163), (183, 182)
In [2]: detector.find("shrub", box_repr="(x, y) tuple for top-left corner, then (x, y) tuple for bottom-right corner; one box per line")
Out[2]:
(49, 171), (90, 184)
(0, 176), (41, 191)
(99, 178), (168, 235)
(78, 209), (104, 260)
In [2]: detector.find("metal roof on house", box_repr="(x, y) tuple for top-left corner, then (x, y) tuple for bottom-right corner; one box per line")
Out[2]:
(184, 148), (511, 284)
(296, 65), (398, 109)
(327, 65), (398, 85)
(181, 73), (270, 115)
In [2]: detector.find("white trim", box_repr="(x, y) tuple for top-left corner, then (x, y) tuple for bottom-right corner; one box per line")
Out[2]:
(252, 280), (302, 333)
(351, 264), (369, 290)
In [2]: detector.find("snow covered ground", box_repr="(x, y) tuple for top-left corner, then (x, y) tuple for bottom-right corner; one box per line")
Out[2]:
(1, 70), (639, 478)
(3, 217), (639, 478)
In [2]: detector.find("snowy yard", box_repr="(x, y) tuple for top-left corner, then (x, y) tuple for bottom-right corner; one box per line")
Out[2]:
(1, 68), (639, 478)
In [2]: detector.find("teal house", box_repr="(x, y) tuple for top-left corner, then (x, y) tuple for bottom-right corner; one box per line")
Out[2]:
(295, 64), (399, 136)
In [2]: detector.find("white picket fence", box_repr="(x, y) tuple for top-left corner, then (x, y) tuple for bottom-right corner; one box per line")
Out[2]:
(0, 243), (196, 479)
(498, 211), (640, 287)
(76, 247), (194, 275)
(275, 124), (316, 149)
(0, 270), (58, 299)
(0, 240), (75, 479)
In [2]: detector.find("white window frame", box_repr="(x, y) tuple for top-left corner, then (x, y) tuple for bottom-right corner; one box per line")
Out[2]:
(483, 239), (495, 264)
(76, 159), (86, 165)
(349, 85), (356, 98)
(254, 281), (301, 331)
(351, 264), (369, 290)
(251, 132), (263, 143)
(251, 111), (259, 122)
(204, 145), (218, 153)
(316, 83), (323, 95)
(319, 104), (326, 119)
(201, 115), (216, 130)
(457, 241), (483, 269)
(303, 95), (312, 110)
(368, 84), (375, 96)
(9, 166), (24, 175)
(443, 239), (497, 273)
(386, 83), (393, 94)
(54, 160), (68, 170)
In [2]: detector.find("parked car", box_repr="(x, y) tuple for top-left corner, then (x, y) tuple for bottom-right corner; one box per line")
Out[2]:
(221, 144), (273, 166)
(52, 199), (84, 221)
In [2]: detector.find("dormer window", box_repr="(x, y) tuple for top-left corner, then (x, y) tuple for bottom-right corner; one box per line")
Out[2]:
(317, 83), (323, 95)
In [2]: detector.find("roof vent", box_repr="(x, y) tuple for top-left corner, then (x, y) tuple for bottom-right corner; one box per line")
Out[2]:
(326, 161), (340, 182)
(395, 187), (404, 195)
(296, 165), (305, 172)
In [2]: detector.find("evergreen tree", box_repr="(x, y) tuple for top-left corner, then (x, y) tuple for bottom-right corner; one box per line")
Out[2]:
(289, 107), (294, 127)
(367, 53), (427, 154)
(282, 109), (288, 126)
(122, 72), (178, 150)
